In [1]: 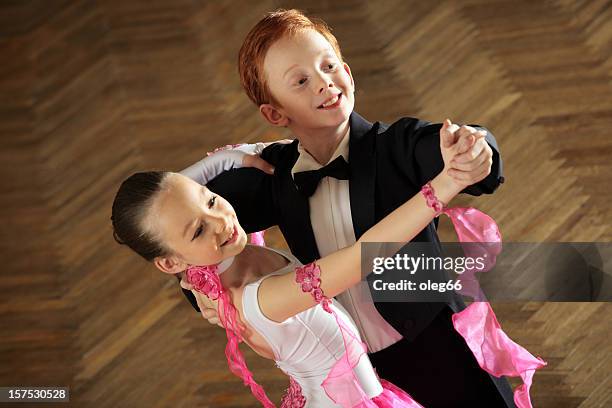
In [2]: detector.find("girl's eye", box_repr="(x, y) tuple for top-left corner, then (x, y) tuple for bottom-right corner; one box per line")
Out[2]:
(327, 63), (335, 70)
(194, 224), (203, 239)
(208, 195), (216, 208)
(298, 77), (307, 85)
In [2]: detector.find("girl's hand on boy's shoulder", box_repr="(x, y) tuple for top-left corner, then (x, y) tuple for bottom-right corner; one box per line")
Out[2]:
(240, 139), (293, 175)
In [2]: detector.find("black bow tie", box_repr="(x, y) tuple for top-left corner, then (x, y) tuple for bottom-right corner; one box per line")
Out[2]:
(294, 156), (350, 197)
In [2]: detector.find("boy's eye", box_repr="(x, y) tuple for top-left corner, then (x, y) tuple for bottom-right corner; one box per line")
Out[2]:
(208, 195), (216, 208)
(298, 77), (307, 85)
(327, 63), (335, 70)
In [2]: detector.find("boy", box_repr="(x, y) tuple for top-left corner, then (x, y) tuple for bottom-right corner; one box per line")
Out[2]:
(184, 9), (513, 407)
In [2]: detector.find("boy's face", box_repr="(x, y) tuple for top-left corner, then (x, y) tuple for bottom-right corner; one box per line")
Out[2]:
(261, 29), (355, 132)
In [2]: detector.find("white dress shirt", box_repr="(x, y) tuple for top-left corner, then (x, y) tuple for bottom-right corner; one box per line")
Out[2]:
(291, 131), (403, 353)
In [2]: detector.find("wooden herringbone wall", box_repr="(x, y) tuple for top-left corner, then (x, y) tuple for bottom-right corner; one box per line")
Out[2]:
(1, 1), (610, 407)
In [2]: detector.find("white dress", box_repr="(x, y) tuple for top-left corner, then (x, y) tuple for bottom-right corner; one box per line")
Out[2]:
(241, 247), (383, 407)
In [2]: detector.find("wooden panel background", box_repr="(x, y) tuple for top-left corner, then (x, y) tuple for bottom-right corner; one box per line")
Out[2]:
(0, 0), (610, 407)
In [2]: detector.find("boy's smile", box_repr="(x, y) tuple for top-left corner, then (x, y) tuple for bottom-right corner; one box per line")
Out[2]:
(261, 29), (355, 135)
(318, 93), (343, 109)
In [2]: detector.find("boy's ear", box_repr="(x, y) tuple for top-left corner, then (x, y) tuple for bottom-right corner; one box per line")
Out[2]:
(343, 62), (354, 88)
(154, 255), (187, 275)
(260, 104), (289, 127)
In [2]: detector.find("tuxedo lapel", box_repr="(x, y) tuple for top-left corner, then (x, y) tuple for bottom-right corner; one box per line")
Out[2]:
(348, 112), (377, 239)
(281, 141), (321, 262)
(282, 112), (377, 261)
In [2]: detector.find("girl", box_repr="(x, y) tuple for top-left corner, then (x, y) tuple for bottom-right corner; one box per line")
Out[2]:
(111, 124), (542, 407)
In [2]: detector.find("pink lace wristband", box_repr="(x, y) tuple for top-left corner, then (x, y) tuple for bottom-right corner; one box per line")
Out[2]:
(421, 181), (447, 215)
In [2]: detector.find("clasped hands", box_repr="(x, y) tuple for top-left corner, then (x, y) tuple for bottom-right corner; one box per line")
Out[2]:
(440, 119), (493, 188)
(182, 119), (493, 327)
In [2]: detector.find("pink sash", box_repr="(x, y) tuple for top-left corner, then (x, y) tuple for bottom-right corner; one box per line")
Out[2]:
(444, 207), (547, 408)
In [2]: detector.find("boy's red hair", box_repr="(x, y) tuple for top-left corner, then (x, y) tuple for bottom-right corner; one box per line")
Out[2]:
(238, 9), (343, 107)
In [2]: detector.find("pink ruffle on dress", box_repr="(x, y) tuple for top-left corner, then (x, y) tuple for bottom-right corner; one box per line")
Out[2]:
(452, 302), (546, 408)
(443, 206), (547, 408)
(295, 264), (423, 408)
(186, 265), (275, 408)
(370, 380), (425, 407)
(250, 230), (266, 246)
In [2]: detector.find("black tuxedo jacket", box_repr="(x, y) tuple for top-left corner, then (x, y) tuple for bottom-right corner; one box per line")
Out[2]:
(185, 112), (504, 340)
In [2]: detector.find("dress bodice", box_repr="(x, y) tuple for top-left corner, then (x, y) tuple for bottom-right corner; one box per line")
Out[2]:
(241, 247), (383, 407)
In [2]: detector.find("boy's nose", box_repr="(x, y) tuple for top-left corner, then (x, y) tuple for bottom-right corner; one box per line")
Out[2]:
(314, 73), (333, 94)
(319, 82), (333, 93)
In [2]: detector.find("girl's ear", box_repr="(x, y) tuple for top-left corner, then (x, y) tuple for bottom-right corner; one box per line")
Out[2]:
(260, 104), (290, 127)
(154, 255), (187, 275)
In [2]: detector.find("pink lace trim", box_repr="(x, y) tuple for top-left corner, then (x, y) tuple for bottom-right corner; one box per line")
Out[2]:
(187, 265), (223, 300)
(295, 262), (328, 308)
(421, 181), (446, 215)
(186, 265), (275, 407)
(280, 377), (306, 408)
(295, 263), (384, 407)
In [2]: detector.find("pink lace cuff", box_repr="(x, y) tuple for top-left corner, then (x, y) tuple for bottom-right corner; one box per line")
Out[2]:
(280, 376), (306, 407)
(421, 181), (447, 215)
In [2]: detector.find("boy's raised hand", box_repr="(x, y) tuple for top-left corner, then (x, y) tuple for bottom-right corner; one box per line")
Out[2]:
(440, 119), (492, 187)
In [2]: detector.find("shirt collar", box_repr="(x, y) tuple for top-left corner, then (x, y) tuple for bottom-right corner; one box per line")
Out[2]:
(291, 130), (350, 179)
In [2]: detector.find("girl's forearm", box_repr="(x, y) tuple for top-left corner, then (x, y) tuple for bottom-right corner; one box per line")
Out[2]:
(179, 143), (261, 185)
(259, 173), (463, 322)
(318, 173), (463, 297)
(358, 173), (462, 244)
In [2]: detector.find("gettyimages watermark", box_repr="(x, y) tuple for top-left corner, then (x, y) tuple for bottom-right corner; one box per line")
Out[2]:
(359, 242), (612, 302)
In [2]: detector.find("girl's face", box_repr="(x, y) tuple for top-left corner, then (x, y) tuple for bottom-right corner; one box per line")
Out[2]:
(145, 173), (247, 273)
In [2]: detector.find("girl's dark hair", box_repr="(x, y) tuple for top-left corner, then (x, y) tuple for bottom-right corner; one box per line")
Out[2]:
(111, 171), (170, 261)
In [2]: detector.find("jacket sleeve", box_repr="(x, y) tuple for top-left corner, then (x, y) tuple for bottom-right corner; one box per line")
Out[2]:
(392, 118), (504, 195)
(189, 142), (285, 233)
